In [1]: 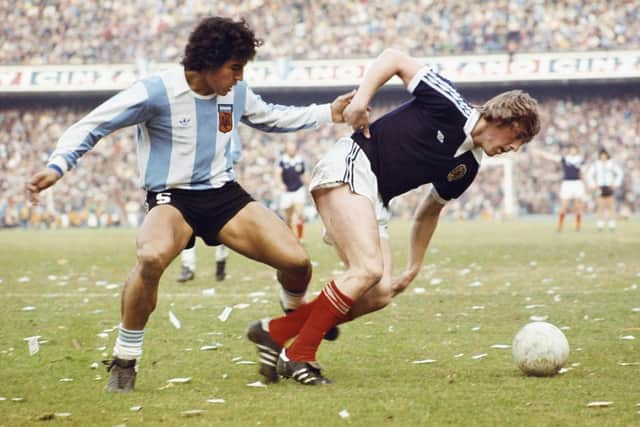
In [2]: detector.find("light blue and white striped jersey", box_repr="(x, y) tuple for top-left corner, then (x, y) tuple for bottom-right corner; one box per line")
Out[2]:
(586, 159), (623, 187)
(47, 68), (331, 192)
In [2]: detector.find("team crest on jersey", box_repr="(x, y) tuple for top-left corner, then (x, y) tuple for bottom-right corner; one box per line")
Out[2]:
(447, 164), (467, 182)
(218, 104), (233, 133)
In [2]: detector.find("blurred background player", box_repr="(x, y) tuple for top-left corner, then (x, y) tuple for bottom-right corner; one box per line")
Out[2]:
(586, 148), (624, 231)
(177, 133), (243, 283)
(276, 140), (307, 241)
(176, 245), (230, 282)
(533, 144), (586, 232)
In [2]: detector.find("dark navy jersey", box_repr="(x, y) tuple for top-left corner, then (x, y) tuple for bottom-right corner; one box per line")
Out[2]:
(561, 155), (583, 180)
(352, 67), (482, 206)
(278, 154), (305, 192)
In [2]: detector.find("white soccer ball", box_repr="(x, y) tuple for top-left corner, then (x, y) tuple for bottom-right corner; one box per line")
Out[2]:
(512, 321), (569, 376)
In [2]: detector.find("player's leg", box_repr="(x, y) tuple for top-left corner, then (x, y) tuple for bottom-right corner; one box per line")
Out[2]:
(605, 196), (616, 231)
(558, 197), (568, 232)
(176, 247), (196, 282)
(218, 201), (311, 306)
(108, 205), (192, 392)
(215, 244), (229, 281)
(273, 186), (382, 385)
(596, 194), (605, 231)
(292, 201), (305, 241)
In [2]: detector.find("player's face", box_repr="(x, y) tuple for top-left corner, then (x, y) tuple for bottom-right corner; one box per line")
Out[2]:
(204, 58), (247, 96)
(481, 123), (525, 157)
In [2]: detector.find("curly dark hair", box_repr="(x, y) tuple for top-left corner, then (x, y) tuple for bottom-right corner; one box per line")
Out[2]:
(181, 17), (263, 71)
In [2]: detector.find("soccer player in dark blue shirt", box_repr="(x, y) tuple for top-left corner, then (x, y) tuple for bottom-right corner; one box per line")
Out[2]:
(248, 48), (540, 385)
(277, 140), (307, 241)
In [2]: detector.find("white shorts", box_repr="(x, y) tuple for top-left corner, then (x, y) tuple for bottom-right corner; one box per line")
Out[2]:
(310, 137), (390, 240)
(560, 180), (586, 200)
(280, 187), (305, 210)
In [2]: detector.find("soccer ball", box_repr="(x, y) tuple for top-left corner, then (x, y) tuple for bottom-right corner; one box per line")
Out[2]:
(512, 321), (569, 376)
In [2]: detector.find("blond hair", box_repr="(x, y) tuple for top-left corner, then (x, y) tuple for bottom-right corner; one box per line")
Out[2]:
(479, 90), (540, 143)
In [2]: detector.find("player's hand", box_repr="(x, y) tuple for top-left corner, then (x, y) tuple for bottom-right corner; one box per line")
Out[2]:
(390, 269), (418, 296)
(26, 168), (62, 205)
(330, 89), (356, 124)
(343, 100), (372, 138)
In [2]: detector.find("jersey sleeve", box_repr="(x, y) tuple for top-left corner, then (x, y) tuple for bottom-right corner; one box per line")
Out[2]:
(240, 87), (332, 133)
(406, 66), (474, 119)
(47, 81), (151, 175)
(431, 156), (480, 203)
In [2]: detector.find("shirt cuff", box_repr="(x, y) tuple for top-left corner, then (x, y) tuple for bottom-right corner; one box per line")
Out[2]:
(47, 155), (69, 177)
(430, 186), (448, 205)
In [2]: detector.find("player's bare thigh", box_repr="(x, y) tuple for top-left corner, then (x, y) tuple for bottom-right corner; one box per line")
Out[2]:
(312, 184), (383, 295)
(136, 204), (193, 269)
(217, 201), (307, 270)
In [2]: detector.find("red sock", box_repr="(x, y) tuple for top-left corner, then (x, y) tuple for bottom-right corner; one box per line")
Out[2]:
(268, 300), (317, 346)
(558, 212), (565, 231)
(296, 222), (304, 240)
(286, 281), (354, 362)
(575, 213), (581, 231)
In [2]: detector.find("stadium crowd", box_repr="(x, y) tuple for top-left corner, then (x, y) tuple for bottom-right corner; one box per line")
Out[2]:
(2, 0), (639, 65)
(2, 96), (639, 228)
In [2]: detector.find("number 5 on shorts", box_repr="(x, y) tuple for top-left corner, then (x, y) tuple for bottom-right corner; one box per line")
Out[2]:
(156, 192), (171, 204)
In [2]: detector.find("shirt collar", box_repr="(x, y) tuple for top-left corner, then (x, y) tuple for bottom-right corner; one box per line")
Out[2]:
(456, 108), (483, 163)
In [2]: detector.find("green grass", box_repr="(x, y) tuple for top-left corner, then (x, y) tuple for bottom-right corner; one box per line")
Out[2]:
(0, 220), (639, 426)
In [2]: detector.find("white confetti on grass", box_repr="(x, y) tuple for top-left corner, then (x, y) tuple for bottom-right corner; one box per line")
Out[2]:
(202, 288), (216, 297)
(235, 360), (256, 365)
(218, 306), (232, 322)
(54, 412), (72, 418)
(468, 281), (482, 288)
(21, 306), (36, 312)
(413, 287), (426, 294)
(200, 344), (221, 351)
(59, 378), (74, 382)
(632, 308), (640, 313)
(246, 381), (267, 388)
(206, 398), (225, 404)
(619, 335), (635, 340)
(530, 315), (549, 321)
(18, 276), (31, 283)
(471, 353), (488, 360)
(169, 310), (181, 329)
(167, 377), (192, 384)
(412, 359), (437, 364)
(339, 409), (350, 419)
(24, 336), (40, 355)
(618, 362), (640, 366)
(587, 401), (613, 408)
(490, 344), (511, 349)
(429, 278), (443, 286)
(233, 303), (250, 310)
(130, 405), (143, 412)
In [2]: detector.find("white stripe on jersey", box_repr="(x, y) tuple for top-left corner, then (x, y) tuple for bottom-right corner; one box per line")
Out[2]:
(421, 71), (472, 117)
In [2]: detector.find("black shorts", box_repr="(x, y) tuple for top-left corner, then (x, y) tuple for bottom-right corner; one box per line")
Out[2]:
(146, 181), (254, 249)
(599, 186), (614, 197)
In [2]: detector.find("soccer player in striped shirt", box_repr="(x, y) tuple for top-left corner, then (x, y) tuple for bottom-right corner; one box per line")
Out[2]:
(586, 148), (624, 231)
(26, 16), (353, 393)
(248, 49), (540, 385)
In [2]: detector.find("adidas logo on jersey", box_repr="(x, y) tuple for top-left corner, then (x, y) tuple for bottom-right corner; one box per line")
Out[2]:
(177, 115), (192, 127)
(437, 130), (445, 143)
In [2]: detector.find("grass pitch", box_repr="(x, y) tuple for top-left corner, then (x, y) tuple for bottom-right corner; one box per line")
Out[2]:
(0, 220), (639, 426)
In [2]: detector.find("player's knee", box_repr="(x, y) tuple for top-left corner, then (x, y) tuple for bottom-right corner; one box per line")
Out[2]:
(282, 249), (312, 276)
(136, 245), (166, 281)
(350, 262), (383, 291)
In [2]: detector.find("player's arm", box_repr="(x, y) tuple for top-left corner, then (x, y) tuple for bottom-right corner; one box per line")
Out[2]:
(391, 191), (445, 296)
(241, 86), (353, 133)
(344, 49), (422, 137)
(27, 82), (151, 204)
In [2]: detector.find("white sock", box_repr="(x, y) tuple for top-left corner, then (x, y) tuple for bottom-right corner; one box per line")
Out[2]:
(181, 247), (196, 270)
(597, 220), (605, 230)
(216, 245), (229, 262)
(279, 287), (306, 311)
(608, 220), (616, 230)
(113, 324), (144, 360)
